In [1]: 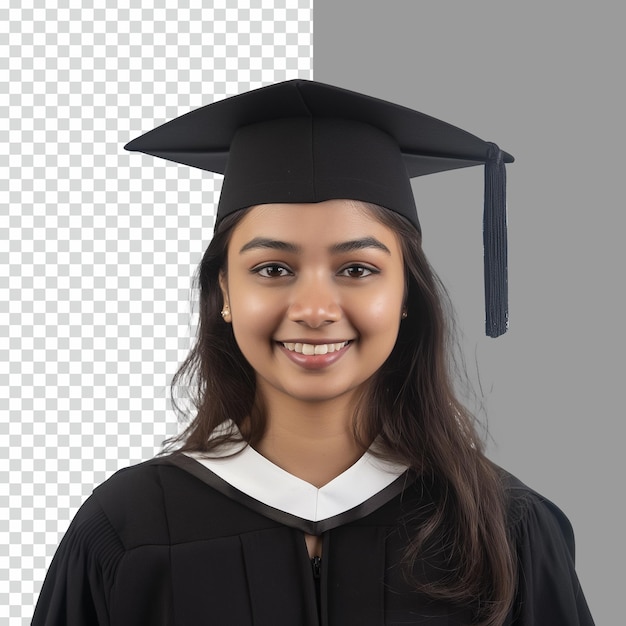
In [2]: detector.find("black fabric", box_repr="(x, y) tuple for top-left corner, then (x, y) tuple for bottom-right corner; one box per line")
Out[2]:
(32, 455), (595, 625)
(218, 117), (421, 231)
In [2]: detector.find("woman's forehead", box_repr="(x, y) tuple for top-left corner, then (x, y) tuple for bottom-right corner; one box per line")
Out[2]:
(231, 200), (397, 242)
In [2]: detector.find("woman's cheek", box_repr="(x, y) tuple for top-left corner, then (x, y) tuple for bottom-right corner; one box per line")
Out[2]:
(356, 291), (401, 326)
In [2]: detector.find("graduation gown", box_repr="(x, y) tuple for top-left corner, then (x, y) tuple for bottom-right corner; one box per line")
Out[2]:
(32, 442), (595, 626)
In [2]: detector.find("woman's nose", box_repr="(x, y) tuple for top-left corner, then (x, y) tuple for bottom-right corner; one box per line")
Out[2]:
(286, 273), (342, 328)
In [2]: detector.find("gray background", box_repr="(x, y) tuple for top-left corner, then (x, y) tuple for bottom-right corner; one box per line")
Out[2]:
(314, 1), (623, 623)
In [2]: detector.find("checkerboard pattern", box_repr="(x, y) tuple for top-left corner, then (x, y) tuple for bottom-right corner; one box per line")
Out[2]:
(0, 1), (312, 621)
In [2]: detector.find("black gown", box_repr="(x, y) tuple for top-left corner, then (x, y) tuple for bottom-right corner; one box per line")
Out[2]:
(31, 446), (595, 626)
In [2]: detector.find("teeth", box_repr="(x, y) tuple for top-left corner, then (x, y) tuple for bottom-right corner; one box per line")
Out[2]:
(282, 341), (348, 355)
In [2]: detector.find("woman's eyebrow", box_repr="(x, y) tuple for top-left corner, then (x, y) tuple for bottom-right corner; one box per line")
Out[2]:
(330, 237), (391, 255)
(239, 236), (391, 255)
(239, 238), (300, 254)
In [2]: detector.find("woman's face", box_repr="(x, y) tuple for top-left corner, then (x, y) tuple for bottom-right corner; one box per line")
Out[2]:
(220, 199), (406, 408)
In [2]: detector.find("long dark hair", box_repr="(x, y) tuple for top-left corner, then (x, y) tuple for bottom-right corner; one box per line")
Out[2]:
(166, 202), (516, 625)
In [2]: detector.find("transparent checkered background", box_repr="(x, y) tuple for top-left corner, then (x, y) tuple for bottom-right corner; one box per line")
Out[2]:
(0, 0), (312, 622)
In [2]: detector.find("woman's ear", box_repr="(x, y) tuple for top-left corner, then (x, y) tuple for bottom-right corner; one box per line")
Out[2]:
(218, 271), (228, 300)
(219, 271), (232, 323)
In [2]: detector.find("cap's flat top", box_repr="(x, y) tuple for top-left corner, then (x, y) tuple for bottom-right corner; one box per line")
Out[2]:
(125, 79), (513, 177)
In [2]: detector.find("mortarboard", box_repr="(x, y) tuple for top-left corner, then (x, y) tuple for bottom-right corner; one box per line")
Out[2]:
(124, 79), (513, 337)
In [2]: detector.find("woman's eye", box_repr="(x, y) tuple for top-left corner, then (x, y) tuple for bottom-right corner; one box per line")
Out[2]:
(254, 264), (292, 278)
(339, 265), (375, 278)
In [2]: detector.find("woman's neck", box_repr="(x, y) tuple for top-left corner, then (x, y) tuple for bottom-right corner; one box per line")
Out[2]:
(253, 394), (367, 488)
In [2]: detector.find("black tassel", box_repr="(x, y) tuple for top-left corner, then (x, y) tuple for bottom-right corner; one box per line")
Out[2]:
(484, 142), (508, 337)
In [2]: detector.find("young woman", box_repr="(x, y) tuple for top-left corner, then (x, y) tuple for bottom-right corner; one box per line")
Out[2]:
(32, 80), (595, 625)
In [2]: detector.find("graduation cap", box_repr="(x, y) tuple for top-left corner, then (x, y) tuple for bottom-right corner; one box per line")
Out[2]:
(125, 79), (513, 337)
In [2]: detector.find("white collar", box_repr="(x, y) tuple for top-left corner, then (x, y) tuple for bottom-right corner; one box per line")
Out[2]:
(182, 422), (408, 524)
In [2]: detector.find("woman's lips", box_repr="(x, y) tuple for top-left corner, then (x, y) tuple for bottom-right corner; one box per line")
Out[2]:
(277, 340), (352, 370)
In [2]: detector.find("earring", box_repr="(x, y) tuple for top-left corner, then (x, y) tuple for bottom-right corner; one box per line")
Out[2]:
(401, 309), (408, 320)
(221, 306), (231, 322)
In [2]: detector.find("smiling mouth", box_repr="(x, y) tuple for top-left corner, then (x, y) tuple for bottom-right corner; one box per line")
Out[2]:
(280, 341), (350, 355)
